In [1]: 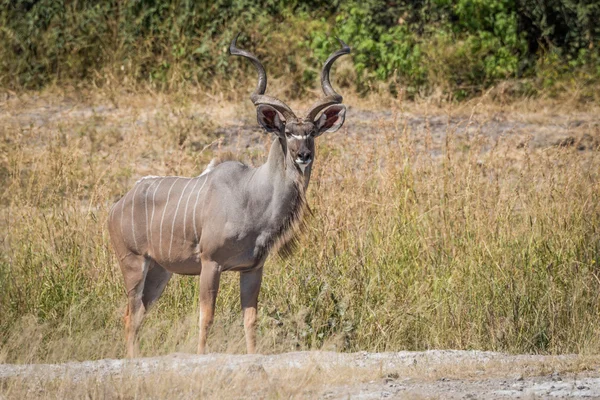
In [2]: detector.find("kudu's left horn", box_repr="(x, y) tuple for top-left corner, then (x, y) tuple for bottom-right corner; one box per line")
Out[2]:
(230, 33), (297, 121)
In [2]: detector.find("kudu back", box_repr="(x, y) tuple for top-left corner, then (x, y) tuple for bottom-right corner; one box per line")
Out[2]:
(108, 34), (350, 357)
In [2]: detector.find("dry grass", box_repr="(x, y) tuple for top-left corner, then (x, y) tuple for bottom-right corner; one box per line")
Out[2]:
(1, 87), (599, 364)
(1, 362), (364, 399)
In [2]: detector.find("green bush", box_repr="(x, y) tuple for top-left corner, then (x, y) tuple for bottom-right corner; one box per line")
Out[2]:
(1, 0), (599, 98)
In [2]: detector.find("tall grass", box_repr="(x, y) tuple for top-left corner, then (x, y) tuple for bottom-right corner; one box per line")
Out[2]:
(1, 91), (599, 363)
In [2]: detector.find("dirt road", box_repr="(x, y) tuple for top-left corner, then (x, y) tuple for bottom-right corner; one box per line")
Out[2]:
(2, 351), (600, 399)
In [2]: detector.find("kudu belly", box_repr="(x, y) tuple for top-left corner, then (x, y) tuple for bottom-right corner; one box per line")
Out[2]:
(145, 232), (265, 275)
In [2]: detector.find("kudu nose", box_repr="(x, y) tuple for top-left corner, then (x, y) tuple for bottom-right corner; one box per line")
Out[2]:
(298, 151), (312, 163)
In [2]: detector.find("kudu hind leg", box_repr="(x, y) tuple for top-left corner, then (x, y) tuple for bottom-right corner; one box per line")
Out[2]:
(122, 255), (151, 358)
(240, 267), (263, 354)
(197, 258), (222, 354)
(142, 263), (172, 310)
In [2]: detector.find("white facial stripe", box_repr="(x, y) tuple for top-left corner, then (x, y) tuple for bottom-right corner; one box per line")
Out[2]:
(291, 135), (309, 140)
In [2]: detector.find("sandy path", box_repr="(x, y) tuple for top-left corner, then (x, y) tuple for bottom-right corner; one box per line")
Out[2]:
(2, 351), (600, 398)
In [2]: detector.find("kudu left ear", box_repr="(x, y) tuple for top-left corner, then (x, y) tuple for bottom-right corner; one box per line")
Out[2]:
(314, 105), (346, 136)
(257, 104), (285, 137)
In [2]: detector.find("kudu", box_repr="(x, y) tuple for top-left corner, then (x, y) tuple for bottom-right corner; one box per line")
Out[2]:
(108, 34), (349, 357)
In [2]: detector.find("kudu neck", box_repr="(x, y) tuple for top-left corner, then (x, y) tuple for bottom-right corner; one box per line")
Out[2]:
(265, 138), (310, 190)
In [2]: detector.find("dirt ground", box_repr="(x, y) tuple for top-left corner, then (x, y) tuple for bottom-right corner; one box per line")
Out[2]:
(1, 351), (600, 399)
(2, 93), (598, 158)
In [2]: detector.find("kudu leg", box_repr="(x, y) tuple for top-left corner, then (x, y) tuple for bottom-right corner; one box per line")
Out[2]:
(142, 263), (172, 310)
(125, 292), (145, 358)
(240, 267), (263, 354)
(122, 256), (151, 358)
(197, 259), (221, 354)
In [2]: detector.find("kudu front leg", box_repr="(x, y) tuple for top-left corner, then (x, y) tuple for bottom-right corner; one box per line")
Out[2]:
(240, 266), (263, 354)
(197, 258), (221, 354)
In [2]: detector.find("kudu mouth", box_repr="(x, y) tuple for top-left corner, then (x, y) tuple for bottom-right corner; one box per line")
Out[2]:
(295, 157), (312, 169)
(229, 33), (350, 123)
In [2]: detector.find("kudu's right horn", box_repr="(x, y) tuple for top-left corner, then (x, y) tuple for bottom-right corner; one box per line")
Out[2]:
(305, 38), (350, 121)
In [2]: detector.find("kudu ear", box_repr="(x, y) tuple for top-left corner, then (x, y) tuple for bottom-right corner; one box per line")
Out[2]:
(314, 105), (346, 136)
(257, 104), (285, 136)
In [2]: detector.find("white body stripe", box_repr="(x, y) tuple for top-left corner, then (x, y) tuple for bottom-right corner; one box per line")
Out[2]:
(136, 175), (162, 184)
(119, 189), (131, 239)
(109, 203), (116, 220)
(149, 178), (164, 250)
(130, 183), (141, 250)
(182, 177), (201, 243)
(169, 178), (194, 260)
(192, 174), (211, 242)
(159, 178), (180, 260)
(144, 179), (160, 252)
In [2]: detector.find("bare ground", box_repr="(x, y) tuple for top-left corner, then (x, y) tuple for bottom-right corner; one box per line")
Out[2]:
(1, 351), (600, 399)
(2, 93), (599, 158)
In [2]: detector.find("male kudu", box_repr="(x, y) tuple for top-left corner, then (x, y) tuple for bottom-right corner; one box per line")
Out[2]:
(108, 35), (350, 357)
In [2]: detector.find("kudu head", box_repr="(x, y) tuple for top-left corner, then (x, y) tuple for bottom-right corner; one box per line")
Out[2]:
(230, 34), (349, 173)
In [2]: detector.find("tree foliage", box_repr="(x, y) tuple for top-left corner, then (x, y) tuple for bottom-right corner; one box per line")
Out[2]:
(1, 0), (598, 97)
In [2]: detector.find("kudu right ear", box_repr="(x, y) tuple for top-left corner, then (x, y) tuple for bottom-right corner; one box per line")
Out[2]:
(257, 105), (285, 136)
